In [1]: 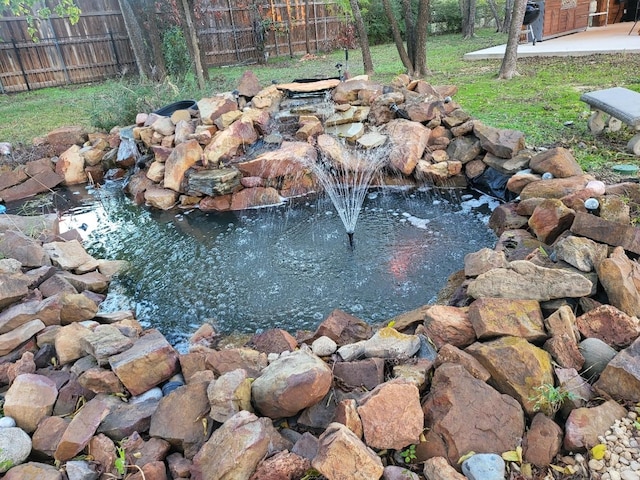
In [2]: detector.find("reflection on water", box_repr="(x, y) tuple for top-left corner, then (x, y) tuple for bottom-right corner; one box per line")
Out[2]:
(58, 182), (497, 350)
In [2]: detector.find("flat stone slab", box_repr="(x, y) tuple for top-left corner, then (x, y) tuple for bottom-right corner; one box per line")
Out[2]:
(580, 87), (640, 128)
(276, 79), (340, 93)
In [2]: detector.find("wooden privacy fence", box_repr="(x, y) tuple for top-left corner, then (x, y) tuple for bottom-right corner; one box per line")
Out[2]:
(0, 0), (347, 93)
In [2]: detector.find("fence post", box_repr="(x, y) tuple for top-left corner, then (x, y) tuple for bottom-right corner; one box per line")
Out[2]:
(109, 31), (122, 74)
(50, 29), (71, 85)
(227, 0), (242, 62)
(11, 40), (30, 92)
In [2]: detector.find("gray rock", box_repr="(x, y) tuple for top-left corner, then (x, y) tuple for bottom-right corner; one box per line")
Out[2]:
(383, 465), (420, 480)
(555, 236), (607, 273)
(363, 327), (420, 359)
(208, 368), (253, 423)
(65, 460), (100, 480)
(337, 340), (366, 361)
(579, 337), (617, 379)
(186, 168), (241, 197)
(311, 336), (337, 356)
(461, 453), (506, 480)
(0, 427), (32, 473)
(0, 417), (16, 428)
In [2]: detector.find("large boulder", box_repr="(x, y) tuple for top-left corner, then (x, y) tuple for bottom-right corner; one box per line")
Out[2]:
(594, 336), (640, 402)
(252, 348), (333, 418)
(597, 246), (640, 318)
(163, 139), (203, 193)
(3, 373), (58, 433)
(386, 119), (430, 175)
(421, 363), (525, 466)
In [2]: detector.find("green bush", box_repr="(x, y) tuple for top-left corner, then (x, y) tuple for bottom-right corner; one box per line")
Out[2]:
(89, 77), (202, 132)
(162, 26), (192, 78)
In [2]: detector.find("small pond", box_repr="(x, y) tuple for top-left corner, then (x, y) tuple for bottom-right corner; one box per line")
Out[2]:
(53, 182), (498, 350)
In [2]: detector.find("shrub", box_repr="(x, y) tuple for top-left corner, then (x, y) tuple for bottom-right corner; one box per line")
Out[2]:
(162, 26), (192, 78)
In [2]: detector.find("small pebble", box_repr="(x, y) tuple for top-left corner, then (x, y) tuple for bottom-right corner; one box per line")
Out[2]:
(611, 471), (622, 480)
(621, 471), (640, 480)
(590, 459), (606, 471)
(0, 417), (16, 428)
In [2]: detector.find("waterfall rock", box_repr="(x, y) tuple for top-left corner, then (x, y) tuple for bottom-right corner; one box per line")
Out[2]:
(357, 380), (423, 450)
(332, 78), (380, 104)
(461, 454), (506, 480)
(529, 147), (583, 178)
(466, 336), (554, 416)
(594, 336), (640, 402)
(55, 145), (88, 185)
(0, 427), (32, 473)
(3, 462), (62, 479)
(230, 186), (282, 210)
(204, 117), (257, 167)
(186, 168), (241, 197)
(482, 150), (531, 175)
(473, 122), (525, 159)
(467, 260), (593, 301)
(421, 364), (525, 466)
(191, 410), (287, 480)
(446, 135), (482, 164)
(205, 347), (268, 377)
(250, 328), (298, 354)
(197, 96), (238, 125)
(251, 85), (283, 109)
(238, 141), (316, 179)
(252, 348), (332, 418)
(467, 298), (546, 342)
(464, 248), (509, 277)
(386, 119), (430, 175)
(363, 326), (420, 359)
(563, 400), (628, 451)
(312, 422), (384, 480)
(576, 304), (640, 348)
(3, 373), (57, 433)
(207, 369), (254, 423)
(163, 139), (203, 193)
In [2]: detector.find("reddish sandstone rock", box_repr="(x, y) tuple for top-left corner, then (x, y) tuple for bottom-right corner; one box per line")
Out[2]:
(197, 96), (238, 125)
(473, 122), (525, 159)
(333, 357), (385, 390)
(230, 187), (281, 210)
(252, 348), (332, 418)
(435, 344), (491, 382)
(312, 422), (384, 480)
(32, 416), (70, 458)
(529, 147), (583, 178)
(464, 248), (509, 277)
(334, 398), (363, 438)
(422, 456), (466, 480)
(594, 336), (640, 402)
(310, 309), (373, 346)
(206, 347), (267, 377)
(250, 329), (298, 354)
(357, 380), (423, 450)
(56, 145), (87, 185)
(527, 198), (575, 244)
(597, 246), (640, 318)
(421, 363), (525, 466)
(563, 400), (627, 451)
(250, 450), (311, 480)
(543, 333), (584, 371)
(46, 125), (87, 155)
(467, 298), (546, 342)
(519, 175), (592, 201)
(386, 119), (430, 175)
(203, 117), (257, 167)
(422, 305), (475, 349)
(163, 139), (202, 193)
(466, 336), (554, 416)
(576, 304), (640, 349)
(571, 211), (640, 255)
(523, 413), (563, 467)
(3, 373), (57, 432)
(109, 329), (179, 396)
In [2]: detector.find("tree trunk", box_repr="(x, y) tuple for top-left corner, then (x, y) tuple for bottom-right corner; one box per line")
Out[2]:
(402, 0), (415, 66)
(413, 0), (430, 76)
(179, 0), (206, 89)
(502, 0), (514, 33)
(460, 0), (476, 38)
(349, 0), (374, 75)
(382, 0), (413, 75)
(281, 0), (295, 58)
(486, 0), (503, 31)
(498, 0), (527, 79)
(139, 0), (166, 81)
(117, 0), (148, 78)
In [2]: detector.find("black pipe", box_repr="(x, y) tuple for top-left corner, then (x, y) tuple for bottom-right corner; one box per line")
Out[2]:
(347, 232), (354, 249)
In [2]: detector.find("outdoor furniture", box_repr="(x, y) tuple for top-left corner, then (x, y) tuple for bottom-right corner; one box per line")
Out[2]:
(580, 87), (640, 156)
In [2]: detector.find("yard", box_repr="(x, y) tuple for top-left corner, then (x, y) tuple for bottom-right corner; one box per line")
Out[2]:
(1, 28), (640, 172)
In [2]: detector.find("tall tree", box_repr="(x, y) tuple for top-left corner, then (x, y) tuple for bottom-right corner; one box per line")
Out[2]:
(460, 0), (476, 38)
(382, 0), (430, 77)
(177, 0), (207, 89)
(3, 0), (81, 39)
(498, 0), (526, 79)
(349, 0), (374, 75)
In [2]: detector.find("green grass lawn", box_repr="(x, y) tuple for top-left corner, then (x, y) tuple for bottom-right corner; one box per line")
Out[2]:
(2, 28), (639, 171)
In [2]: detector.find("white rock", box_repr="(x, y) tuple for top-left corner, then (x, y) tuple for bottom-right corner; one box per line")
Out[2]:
(0, 427), (32, 473)
(311, 336), (337, 357)
(621, 471), (640, 480)
(0, 417), (16, 428)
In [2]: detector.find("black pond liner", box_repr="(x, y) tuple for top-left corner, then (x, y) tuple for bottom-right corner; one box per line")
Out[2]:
(153, 100), (198, 117)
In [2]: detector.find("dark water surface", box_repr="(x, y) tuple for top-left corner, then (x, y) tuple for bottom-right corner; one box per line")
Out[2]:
(57, 182), (497, 350)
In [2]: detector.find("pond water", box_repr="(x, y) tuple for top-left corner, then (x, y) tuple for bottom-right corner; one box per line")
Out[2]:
(55, 182), (498, 350)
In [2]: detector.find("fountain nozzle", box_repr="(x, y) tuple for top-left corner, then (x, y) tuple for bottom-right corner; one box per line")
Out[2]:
(347, 231), (355, 249)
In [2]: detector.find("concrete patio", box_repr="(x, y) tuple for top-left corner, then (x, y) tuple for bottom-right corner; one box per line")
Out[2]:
(464, 21), (640, 60)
